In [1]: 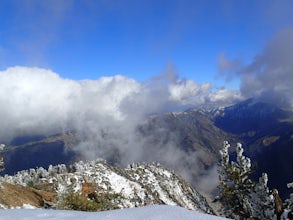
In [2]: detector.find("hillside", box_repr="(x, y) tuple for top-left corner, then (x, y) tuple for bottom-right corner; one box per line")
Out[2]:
(2, 133), (79, 175)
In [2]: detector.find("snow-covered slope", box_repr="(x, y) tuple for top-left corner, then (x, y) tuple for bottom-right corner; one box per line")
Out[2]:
(0, 159), (213, 213)
(0, 205), (229, 220)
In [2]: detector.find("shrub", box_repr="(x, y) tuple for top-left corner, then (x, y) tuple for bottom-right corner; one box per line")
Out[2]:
(57, 190), (122, 212)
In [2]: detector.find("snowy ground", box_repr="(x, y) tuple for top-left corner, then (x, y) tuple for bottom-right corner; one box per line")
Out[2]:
(0, 205), (229, 220)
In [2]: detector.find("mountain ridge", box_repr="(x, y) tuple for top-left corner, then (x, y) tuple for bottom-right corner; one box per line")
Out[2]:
(0, 159), (214, 214)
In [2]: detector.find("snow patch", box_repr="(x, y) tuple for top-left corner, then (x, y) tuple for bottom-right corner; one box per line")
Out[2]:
(0, 205), (230, 220)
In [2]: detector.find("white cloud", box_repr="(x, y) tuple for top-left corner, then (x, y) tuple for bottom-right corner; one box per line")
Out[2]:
(0, 65), (240, 141)
(208, 88), (242, 105)
(77, 75), (141, 120)
(168, 80), (211, 105)
(0, 67), (78, 139)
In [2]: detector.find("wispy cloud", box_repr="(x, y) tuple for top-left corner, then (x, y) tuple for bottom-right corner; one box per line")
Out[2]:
(217, 52), (242, 82)
(240, 28), (293, 107)
(3, 0), (73, 66)
(218, 28), (293, 108)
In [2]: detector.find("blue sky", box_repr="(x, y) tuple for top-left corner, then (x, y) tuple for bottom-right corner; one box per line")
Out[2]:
(0, 0), (293, 89)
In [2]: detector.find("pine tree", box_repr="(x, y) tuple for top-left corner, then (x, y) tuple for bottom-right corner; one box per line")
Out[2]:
(218, 141), (275, 219)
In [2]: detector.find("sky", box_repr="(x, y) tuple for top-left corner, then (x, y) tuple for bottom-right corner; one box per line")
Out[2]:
(0, 0), (293, 198)
(1, 0), (292, 89)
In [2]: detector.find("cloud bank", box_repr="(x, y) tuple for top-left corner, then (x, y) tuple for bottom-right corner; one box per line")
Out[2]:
(0, 66), (241, 191)
(0, 66), (240, 142)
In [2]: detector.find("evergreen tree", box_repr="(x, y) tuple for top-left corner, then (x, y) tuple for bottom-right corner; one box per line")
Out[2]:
(285, 182), (293, 211)
(218, 141), (275, 219)
(0, 144), (5, 172)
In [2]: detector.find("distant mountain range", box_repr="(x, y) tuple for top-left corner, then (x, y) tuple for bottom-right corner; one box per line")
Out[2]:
(2, 98), (293, 199)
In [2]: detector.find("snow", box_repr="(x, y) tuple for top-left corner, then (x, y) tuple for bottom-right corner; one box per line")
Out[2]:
(106, 170), (144, 198)
(0, 205), (229, 220)
(139, 168), (177, 205)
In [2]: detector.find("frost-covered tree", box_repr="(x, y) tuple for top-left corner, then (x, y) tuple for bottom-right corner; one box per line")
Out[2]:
(218, 141), (275, 219)
(285, 182), (293, 211)
(0, 144), (5, 172)
(252, 173), (275, 219)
